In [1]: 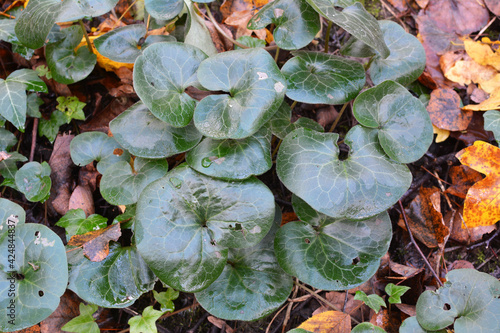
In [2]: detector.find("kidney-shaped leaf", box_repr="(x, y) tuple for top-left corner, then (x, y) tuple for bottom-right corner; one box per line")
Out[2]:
(484, 110), (500, 144)
(135, 164), (276, 292)
(195, 208), (293, 321)
(0, 198), (25, 236)
(186, 127), (272, 180)
(270, 101), (324, 140)
(15, 161), (51, 202)
(94, 24), (146, 63)
(0, 223), (68, 331)
(70, 131), (131, 174)
(145, 0), (185, 21)
(277, 126), (411, 220)
(194, 48), (286, 139)
(100, 157), (169, 205)
(305, 0), (389, 58)
(281, 51), (365, 104)
(248, 0), (320, 50)
(416, 269), (500, 333)
(275, 196), (391, 290)
(352, 323), (387, 333)
(109, 102), (202, 159)
(46, 25), (97, 85)
(134, 42), (207, 127)
(370, 21), (426, 86)
(68, 243), (156, 308)
(352, 80), (432, 163)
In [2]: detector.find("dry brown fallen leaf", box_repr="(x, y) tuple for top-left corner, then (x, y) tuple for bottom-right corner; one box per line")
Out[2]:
(225, 9), (267, 39)
(220, 0), (270, 21)
(485, 0), (500, 16)
(369, 308), (399, 332)
(386, 0), (408, 12)
(69, 185), (95, 216)
(449, 260), (475, 270)
(389, 261), (423, 279)
(11, 325), (41, 333)
(445, 165), (483, 199)
(207, 316), (234, 333)
(298, 310), (351, 333)
(398, 187), (449, 248)
(40, 290), (81, 333)
(444, 207), (497, 244)
(49, 134), (75, 216)
(312, 291), (368, 324)
(427, 88), (472, 131)
(68, 222), (121, 262)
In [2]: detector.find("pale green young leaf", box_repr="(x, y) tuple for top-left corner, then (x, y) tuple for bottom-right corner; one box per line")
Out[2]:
(61, 303), (99, 333)
(354, 291), (386, 313)
(128, 306), (164, 333)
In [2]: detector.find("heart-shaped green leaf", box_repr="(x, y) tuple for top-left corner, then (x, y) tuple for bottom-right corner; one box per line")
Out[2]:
(194, 48), (286, 139)
(145, 0), (185, 21)
(68, 243), (156, 308)
(70, 131), (131, 174)
(351, 323), (387, 333)
(0, 223), (68, 331)
(94, 24), (146, 63)
(195, 207), (293, 320)
(61, 303), (99, 333)
(134, 42), (207, 127)
(276, 126), (411, 220)
(56, 209), (108, 242)
(484, 110), (500, 144)
(275, 196), (392, 290)
(46, 25), (97, 84)
(305, 1), (389, 58)
(15, 161), (51, 202)
(352, 80), (433, 163)
(248, 0), (320, 50)
(270, 101), (324, 140)
(416, 269), (500, 332)
(234, 36), (266, 49)
(370, 21), (426, 86)
(0, 128), (17, 151)
(186, 127), (272, 180)
(281, 51), (365, 104)
(135, 164), (275, 292)
(109, 102), (202, 159)
(0, 199), (25, 235)
(400, 317), (446, 333)
(100, 157), (169, 205)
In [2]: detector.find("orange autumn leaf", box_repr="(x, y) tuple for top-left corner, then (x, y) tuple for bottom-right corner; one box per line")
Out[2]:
(456, 141), (500, 228)
(298, 311), (351, 333)
(67, 222), (121, 262)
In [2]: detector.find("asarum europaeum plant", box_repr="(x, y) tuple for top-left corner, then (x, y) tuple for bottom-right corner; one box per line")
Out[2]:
(0, 0), (437, 329)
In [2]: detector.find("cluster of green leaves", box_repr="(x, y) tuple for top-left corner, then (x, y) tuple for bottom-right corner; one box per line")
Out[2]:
(8, 0), (493, 332)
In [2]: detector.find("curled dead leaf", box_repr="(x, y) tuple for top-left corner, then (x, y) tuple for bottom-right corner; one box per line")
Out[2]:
(68, 222), (121, 262)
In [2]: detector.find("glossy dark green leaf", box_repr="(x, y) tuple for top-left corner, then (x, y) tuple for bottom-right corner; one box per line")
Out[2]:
(370, 21), (426, 86)
(38, 110), (67, 143)
(94, 24), (146, 63)
(70, 131), (131, 174)
(46, 25), (97, 84)
(340, 35), (377, 58)
(270, 101), (324, 140)
(109, 102), (202, 159)
(416, 269), (500, 332)
(248, 0), (320, 50)
(351, 323), (387, 333)
(195, 207), (293, 320)
(277, 126), (411, 219)
(0, 223), (68, 331)
(234, 36), (266, 50)
(281, 51), (365, 104)
(26, 93), (43, 118)
(484, 110), (500, 144)
(135, 164), (275, 292)
(0, 198), (25, 235)
(305, 1), (389, 58)
(194, 48), (286, 139)
(68, 243), (156, 308)
(186, 127), (272, 180)
(145, 0), (185, 21)
(274, 196), (392, 290)
(100, 157), (169, 205)
(399, 317), (446, 333)
(55, 209), (108, 242)
(7, 69), (47, 93)
(134, 42), (207, 127)
(0, 128), (17, 151)
(15, 161), (51, 202)
(352, 80), (432, 163)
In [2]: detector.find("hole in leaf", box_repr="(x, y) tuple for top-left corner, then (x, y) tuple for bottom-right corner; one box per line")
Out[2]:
(35, 231), (40, 237)
(14, 273), (25, 280)
(338, 142), (350, 161)
(228, 224), (233, 228)
(38, 290), (44, 297)
(443, 303), (451, 310)
(352, 257), (360, 265)
(150, 82), (155, 87)
(234, 223), (242, 231)
(304, 238), (311, 244)
(210, 240), (216, 246)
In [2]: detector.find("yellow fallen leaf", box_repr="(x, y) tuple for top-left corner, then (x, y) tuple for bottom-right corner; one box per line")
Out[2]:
(463, 90), (500, 111)
(76, 35), (134, 72)
(456, 141), (500, 228)
(298, 311), (351, 333)
(464, 38), (500, 71)
(433, 124), (450, 143)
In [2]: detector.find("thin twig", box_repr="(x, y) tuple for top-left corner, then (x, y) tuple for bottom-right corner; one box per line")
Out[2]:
(467, 227), (500, 251)
(111, 0), (138, 29)
(328, 102), (349, 132)
(274, 46), (280, 63)
(29, 118), (38, 162)
(474, 17), (496, 41)
(290, 100), (298, 110)
(399, 200), (444, 287)
(203, 3), (249, 49)
(0, 0), (21, 18)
